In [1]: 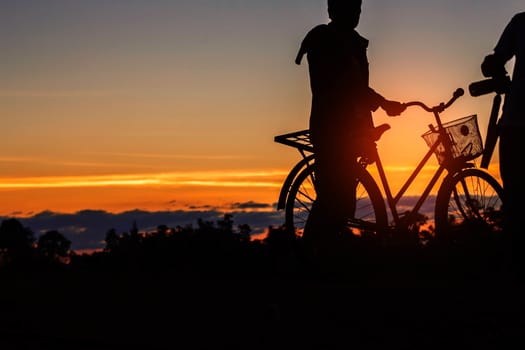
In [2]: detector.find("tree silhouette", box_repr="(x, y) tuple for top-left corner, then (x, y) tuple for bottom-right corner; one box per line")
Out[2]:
(104, 228), (119, 253)
(37, 230), (72, 263)
(156, 224), (169, 238)
(0, 218), (35, 266)
(217, 213), (234, 233)
(0, 210), (511, 286)
(237, 224), (252, 243)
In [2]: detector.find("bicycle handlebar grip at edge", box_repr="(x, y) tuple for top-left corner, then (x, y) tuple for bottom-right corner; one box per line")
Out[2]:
(453, 88), (465, 99)
(450, 88), (465, 103)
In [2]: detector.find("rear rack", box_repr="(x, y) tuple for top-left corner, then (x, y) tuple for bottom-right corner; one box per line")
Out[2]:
(274, 129), (314, 153)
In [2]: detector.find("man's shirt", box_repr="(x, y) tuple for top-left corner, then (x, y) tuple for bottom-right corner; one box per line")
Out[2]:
(297, 22), (383, 143)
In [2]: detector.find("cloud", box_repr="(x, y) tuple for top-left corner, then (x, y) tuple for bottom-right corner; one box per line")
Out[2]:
(397, 195), (436, 218)
(229, 201), (273, 210)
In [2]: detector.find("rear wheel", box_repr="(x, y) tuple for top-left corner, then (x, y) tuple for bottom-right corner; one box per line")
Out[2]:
(284, 163), (388, 237)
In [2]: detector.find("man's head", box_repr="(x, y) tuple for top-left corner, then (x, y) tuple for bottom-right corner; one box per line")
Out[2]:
(328, 0), (362, 29)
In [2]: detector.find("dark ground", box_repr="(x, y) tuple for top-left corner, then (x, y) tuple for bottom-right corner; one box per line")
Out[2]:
(3, 279), (524, 350)
(1, 248), (524, 350)
(3, 212), (522, 348)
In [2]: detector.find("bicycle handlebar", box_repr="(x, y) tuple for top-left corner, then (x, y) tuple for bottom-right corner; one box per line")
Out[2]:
(404, 88), (464, 114)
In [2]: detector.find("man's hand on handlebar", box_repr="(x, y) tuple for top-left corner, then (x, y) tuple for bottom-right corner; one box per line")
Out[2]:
(381, 99), (407, 117)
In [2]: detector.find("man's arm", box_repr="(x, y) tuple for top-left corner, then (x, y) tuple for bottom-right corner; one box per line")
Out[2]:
(367, 88), (384, 112)
(368, 88), (405, 116)
(494, 14), (518, 64)
(481, 14), (518, 78)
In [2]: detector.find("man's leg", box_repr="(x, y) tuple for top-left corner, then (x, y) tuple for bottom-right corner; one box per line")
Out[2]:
(303, 151), (358, 258)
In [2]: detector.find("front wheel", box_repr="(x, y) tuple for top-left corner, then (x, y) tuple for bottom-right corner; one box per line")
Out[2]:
(284, 163), (388, 237)
(435, 168), (504, 239)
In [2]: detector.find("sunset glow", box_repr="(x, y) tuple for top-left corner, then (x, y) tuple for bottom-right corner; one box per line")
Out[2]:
(0, 171), (287, 189)
(1, 0), (517, 227)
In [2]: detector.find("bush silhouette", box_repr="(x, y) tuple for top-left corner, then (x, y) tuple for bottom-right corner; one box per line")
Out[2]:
(0, 213), (513, 284)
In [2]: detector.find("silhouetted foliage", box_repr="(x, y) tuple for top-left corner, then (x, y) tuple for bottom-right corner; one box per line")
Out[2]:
(237, 223), (252, 243)
(264, 225), (297, 253)
(36, 230), (72, 263)
(104, 228), (119, 252)
(0, 213), (514, 285)
(0, 211), (518, 350)
(0, 218), (35, 267)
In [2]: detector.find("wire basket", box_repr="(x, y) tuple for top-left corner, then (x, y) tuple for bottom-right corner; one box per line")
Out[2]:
(421, 115), (483, 164)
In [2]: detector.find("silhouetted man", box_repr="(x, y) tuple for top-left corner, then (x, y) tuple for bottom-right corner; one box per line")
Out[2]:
(295, 0), (405, 255)
(481, 12), (525, 275)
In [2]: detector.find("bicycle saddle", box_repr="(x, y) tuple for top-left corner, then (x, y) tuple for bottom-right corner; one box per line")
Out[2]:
(372, 123), (391, 141)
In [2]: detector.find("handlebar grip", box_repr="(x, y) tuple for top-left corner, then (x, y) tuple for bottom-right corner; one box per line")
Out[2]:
(442, 88), (465, 110)
(454, 88), (465, 98)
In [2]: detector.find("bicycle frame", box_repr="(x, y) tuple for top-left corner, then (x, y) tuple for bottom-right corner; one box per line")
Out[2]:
(372, 119), (456, 228)
(370, 90), (472, 228)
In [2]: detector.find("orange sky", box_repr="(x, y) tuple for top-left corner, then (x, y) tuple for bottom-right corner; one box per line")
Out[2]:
(0, 170), (286, 215)
(0, 1), (517, 217)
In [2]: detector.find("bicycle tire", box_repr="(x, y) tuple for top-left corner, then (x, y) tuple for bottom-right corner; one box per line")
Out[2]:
(435, 168), (504, 237)
(284, 163), (388, 237)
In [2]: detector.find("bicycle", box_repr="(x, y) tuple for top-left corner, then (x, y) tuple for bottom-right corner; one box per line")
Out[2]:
(274, 88), (504, 240)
